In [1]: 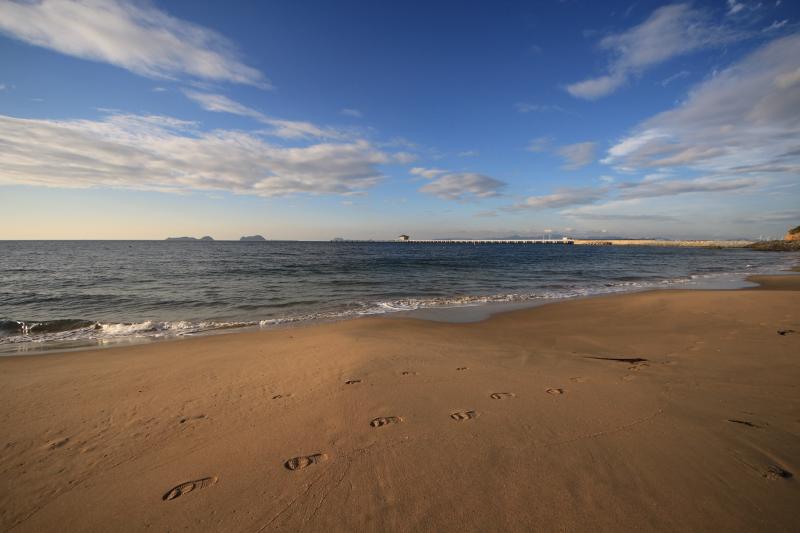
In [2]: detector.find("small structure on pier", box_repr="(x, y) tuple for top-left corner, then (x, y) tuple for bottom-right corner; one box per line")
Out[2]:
(398, 234), (410, 241)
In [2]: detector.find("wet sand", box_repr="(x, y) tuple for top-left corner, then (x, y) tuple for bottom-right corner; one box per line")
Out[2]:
(1, 275), (798, 532)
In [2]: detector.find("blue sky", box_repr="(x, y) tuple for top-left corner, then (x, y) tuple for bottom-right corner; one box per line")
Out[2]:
(0, 0), (798, 240)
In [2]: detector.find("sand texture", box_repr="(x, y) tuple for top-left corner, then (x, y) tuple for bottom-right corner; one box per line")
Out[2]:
(1, 276), (798, 531)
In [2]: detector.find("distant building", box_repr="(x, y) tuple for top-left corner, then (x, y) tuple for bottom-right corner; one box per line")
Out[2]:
(398, 234), (410, 241)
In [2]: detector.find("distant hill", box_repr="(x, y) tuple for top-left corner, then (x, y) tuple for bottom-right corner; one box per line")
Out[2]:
(165, 236), (214, 241)
(240, 235), (267, 242)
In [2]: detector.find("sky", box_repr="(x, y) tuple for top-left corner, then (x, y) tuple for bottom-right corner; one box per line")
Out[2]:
(0, 0), (798, 240)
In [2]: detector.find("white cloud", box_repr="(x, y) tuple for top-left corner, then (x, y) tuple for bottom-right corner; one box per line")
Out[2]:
(0, 0), (268, 87)
(183, 90), (344, 140)
(558, 142), (597, 169)
(603, 34), (800, 182)
(563, 212), (676, 221)
(340, 108), (363, 118)
(511, 173), (758, 212)
(0, 83), (7, 91)
(410, 167), (447, 179)
(457, 150), (479, 157)
(764, 19), (788, 32)
(566, 74), (624, 101)
(659, 70), (690, 87)
(617, 176), (757, 199)
(417, 170), (506, 200)
(514, 187), (609, 210)
(567, 4), (743, 99)
(0, 112), (393, 197)
(184, 90), (262, 118)
(727, 0), (746, 15)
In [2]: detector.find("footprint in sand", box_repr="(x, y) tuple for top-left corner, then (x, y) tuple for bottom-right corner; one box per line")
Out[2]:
(42, 437), (70, 451)
(456, 367), (468, 371)
(163, 476), (218, 501)
(450, 410), (478, 421)
(777, 329), (796, 336)
(489, 392), (515, 400)
(284, 453), (328, 471)
(345, 379), (362, 385)
(569, 377), (587, 383)
(763, 465), (793, 480)
(401, 371), (417, 376)
(179, 414), (206, 424)
(370, 416), (403, 427)
(546, 388), (565, 395)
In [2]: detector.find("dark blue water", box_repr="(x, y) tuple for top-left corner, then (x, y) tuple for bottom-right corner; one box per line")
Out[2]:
(0, 241), (795, 353)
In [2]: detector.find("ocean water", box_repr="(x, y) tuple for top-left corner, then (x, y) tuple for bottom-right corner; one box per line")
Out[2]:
(0, 240), (795, 354)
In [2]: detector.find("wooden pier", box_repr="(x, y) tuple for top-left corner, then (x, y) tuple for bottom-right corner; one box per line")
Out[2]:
(401, 238), (573, 244)
(332, 238), (574, 244)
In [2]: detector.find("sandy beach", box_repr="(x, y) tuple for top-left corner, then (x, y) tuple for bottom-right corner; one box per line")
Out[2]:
(1, 275), (798, 532)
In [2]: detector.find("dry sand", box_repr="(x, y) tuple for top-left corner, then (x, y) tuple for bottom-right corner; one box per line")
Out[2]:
(1, 276), (798, 532)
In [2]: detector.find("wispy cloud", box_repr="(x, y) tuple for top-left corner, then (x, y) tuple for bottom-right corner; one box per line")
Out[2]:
(511, 173), (758, 212)
(525, 136), (553, 153)
(183, 90), (344, 140)
(340, 108), (363, 118)
(415, 168), (506, 200)
(603, 34), (800, 185)
(0, 112), (393, 197)
(410, 167), (447, 179)
(558, 142), (597, 170)
(563, 212), (677, 221)
(726, 0), (745, 16)
(659, 70), (690, 87)
(738, 210), (800, 223)
(515, 103), (566, 113)
(0, 0), (268, 88)
(763, 19), (788, 32)
(513, 187), (609, 210)
(566, 3), (744, 99)
(526, 138), (597, 169)
(617, 176), (757, 199)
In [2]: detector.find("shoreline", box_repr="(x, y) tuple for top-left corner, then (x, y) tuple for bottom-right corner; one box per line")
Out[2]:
(1, 273), (798, 531)
(2, 261), (797, 357)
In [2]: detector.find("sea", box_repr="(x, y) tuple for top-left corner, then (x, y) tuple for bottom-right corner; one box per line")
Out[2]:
(1, 240), (796, 354)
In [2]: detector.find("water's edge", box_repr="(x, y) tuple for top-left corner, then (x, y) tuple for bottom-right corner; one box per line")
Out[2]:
(2, 262), (795, 357)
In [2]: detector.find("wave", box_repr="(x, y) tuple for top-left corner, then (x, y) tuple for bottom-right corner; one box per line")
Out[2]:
(0, 263), (789, 352)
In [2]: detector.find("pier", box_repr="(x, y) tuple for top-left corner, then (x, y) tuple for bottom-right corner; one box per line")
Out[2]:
(332, 237), (574, 244)
(400, 238), (573, 244)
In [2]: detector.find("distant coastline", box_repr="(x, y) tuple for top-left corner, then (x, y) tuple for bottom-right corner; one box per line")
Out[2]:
(165, 236), (214, 241)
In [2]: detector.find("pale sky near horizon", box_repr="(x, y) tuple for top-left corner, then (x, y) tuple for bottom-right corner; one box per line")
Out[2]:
(1, 0), (798, 240)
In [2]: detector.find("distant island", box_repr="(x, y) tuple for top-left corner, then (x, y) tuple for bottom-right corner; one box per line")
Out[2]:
(165, 236), (214, 241)
(240, 235), (267, 242)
